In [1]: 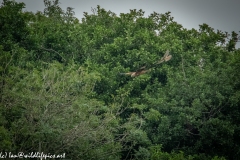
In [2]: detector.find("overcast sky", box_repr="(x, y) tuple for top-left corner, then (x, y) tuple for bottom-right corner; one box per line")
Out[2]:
(3, 0), (240, 48)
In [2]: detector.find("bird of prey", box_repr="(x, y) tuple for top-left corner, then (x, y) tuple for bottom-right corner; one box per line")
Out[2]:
(119, 50), (172, 77)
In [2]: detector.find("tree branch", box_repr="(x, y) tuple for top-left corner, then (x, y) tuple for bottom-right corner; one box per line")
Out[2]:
(40, 46), (66, 61)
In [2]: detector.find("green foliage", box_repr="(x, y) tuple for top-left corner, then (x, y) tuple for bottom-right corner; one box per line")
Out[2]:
(2, 61), (124, 159)
(149, 145), (226, 160)
(0, 126), (12, 150)
(0, 0), (239, 159)
(0, 0), (28, 50)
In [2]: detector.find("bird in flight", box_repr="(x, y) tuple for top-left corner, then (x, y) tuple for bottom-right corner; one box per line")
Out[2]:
(119, 50), (172, 77)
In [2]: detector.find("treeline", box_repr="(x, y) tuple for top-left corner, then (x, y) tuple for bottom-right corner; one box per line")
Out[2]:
(0, 0), (240, 159)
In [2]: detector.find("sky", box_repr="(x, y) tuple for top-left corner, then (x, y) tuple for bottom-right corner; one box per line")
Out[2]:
(2, 0), (240, 48)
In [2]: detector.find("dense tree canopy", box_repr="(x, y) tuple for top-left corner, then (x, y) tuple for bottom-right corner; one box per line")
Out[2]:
(0, 0), (240, 159)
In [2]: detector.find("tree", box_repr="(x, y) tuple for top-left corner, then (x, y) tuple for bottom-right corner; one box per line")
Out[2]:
(1, 1), (239, 159)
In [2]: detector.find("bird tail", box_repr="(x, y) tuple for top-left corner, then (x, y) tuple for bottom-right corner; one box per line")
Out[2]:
(119, 72), (131, 75)
(119, 72), (126, 75)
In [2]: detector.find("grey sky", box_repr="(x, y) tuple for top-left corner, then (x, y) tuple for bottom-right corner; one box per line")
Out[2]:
(2, 0), (240, 48)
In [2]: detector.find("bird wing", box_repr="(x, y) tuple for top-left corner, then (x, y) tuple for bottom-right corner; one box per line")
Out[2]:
(136, 66), (147, 72)
(156, 50), (172, 64)
(119, 72), (135, 76)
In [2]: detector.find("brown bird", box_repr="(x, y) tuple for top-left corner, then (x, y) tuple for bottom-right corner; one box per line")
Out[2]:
(119, 50), (172, 77)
